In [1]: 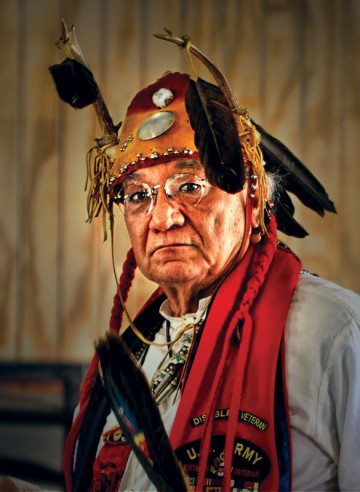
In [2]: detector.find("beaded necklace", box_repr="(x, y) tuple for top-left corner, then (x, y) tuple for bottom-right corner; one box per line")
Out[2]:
(150, 318), (206, 404)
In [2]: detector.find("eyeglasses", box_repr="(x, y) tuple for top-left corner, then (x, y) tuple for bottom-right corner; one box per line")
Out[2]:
(116, 173), (212, 216)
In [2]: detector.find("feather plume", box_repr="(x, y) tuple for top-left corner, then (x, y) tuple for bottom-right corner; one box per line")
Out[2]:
(274, 190), (309, 237)
(185, 78), (245, 193)
(49, 58), (99, 109)
(255, 122), (337, 216)
(96, 333), (187, 492)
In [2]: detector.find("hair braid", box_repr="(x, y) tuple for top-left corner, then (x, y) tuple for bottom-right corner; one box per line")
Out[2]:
(109, 248), (137, 333)
(237, 215), (277, 321)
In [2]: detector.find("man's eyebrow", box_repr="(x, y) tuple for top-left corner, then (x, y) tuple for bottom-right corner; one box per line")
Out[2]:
(123, 172), (140, 183)
(174, 160), (202, 170)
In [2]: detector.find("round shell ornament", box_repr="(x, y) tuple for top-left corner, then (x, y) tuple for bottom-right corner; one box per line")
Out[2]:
(152, 88), (174, 108)
(137, 110), (176, 141)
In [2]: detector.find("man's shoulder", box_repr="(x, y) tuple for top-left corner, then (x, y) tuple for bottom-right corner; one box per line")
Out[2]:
(285, 271), (360, 361)
(291, 270), (360, 329)
(285, 272), (360, 431)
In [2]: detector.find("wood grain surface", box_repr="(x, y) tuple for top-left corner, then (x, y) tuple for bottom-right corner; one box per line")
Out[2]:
(0, 0), (358, 360)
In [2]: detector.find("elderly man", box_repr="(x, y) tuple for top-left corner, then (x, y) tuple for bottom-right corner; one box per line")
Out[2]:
(51, 32), (360, 492)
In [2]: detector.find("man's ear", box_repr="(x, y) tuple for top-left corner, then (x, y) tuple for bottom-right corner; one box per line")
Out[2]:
(251, 194), (261, 228)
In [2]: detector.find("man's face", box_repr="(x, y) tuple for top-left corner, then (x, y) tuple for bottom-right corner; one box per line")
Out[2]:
(122, 159), (248, 291)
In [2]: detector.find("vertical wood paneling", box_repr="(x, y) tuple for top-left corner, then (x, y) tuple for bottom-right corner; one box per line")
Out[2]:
(299, 0), (342, 279)
(262, 0), (303, 136)
(261, 0), (305, 256)
(222, 0), (265, 119)
(0, 0), (358, 361)
(58, 0), (104, 360)
(18, 0), (60, 359)
(0, 0), (18, 358)
(54, 0), (66, 359)
(341, 0), (360, 291)
(14, 0), (26, 359)
(182, 0), (225, 80)
(142, 1), (184, 85)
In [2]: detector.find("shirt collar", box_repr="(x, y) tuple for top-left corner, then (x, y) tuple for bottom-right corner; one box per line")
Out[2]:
(159, 296), (212, 330)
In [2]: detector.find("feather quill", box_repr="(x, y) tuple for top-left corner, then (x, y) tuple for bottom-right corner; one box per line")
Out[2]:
(96, 333), (187, 492)
(185, 78), (245, 193)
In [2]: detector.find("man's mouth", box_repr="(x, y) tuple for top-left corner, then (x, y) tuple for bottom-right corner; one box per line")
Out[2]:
(151, 243), (194, 255)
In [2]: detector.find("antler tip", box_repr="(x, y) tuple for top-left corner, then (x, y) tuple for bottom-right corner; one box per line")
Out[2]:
(153, 33), (167, 40)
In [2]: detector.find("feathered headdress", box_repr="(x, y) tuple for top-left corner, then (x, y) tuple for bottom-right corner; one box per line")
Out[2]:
(50, 22), (335, 240)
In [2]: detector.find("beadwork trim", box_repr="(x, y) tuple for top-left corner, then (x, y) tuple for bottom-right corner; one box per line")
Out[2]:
(110, 147), (195, 180)
(118, 133), (134, 152)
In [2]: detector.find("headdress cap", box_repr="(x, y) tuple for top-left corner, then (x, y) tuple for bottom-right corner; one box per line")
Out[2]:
(108, 73), (200, 197)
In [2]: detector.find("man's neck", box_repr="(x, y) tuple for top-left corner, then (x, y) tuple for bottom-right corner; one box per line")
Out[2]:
(159, 281), (217, 317)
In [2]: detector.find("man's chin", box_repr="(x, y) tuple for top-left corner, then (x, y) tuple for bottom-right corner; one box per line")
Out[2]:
(146, 259), (204, 285)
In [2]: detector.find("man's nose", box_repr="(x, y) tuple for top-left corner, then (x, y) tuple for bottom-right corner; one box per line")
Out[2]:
(148, 189), (185, 231)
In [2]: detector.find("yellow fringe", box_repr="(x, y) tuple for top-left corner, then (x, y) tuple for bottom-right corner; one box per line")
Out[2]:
(85, 139), (117, 241)
(237, 114), (269, 235)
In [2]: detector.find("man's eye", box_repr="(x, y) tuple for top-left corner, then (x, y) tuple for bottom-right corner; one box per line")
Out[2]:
(179, 182), (201, 193)
(127, 191), (149, 203)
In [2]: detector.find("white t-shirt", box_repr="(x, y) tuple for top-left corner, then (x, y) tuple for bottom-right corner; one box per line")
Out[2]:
(98, 273), (360, 491)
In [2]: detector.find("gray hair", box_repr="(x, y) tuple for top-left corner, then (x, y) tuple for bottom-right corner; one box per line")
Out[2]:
(265, 171), (283, 204)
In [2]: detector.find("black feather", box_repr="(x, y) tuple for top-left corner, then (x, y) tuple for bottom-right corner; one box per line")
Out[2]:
(49, 58), (99, 109)
(185, 78), (245, 193)
(254, 122), (337, 216)
(274, 190), (309, 237)
(96, 333), (187, 492)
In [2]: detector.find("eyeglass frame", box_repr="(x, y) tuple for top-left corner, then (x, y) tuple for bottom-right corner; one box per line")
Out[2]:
(116, 172), (213, 216)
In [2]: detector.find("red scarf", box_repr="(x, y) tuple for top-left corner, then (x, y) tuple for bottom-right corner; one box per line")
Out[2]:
(64, 216), (301, 491)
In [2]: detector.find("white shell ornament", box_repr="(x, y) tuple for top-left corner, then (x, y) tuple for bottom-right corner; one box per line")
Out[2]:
(152, 88), (174, 108)
(137, 111), (176, 140)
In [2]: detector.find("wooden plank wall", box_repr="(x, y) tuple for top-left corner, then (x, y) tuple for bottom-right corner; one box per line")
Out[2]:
(0, 0), (359, 361)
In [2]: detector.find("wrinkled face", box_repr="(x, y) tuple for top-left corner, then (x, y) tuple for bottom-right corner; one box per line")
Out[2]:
(122, 159), (248, 291)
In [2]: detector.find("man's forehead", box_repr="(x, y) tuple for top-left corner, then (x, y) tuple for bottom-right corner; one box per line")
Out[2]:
(123, 158), (203, 183)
